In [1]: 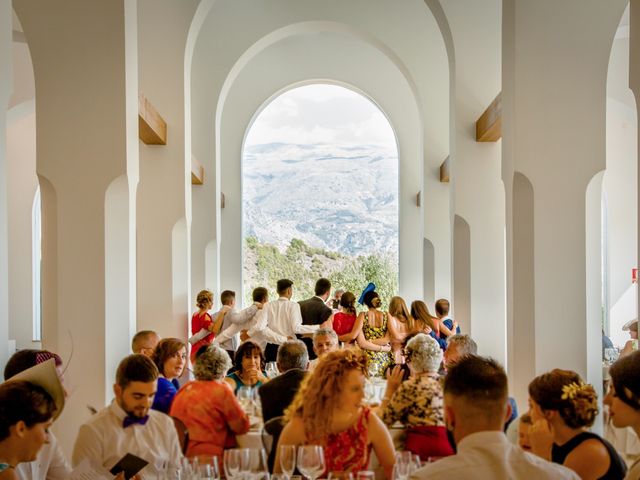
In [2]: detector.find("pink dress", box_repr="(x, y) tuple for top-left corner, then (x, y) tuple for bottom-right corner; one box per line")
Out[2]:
(324, 407), (371, 473)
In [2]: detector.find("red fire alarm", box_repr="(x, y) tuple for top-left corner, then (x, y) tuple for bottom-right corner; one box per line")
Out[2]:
(633, 268), (638, 284)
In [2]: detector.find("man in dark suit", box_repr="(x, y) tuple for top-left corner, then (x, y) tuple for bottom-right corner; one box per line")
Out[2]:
(298, 278), (333, 359)
(258, 339), (309, 423)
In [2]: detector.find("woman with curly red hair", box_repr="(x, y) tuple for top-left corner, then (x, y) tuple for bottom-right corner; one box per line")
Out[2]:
(274, 349), (395, 478)
(528, 369), (626, 479)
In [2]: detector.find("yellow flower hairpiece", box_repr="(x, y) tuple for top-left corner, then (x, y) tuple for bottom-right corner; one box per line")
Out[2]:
(561, 381), (587, 400)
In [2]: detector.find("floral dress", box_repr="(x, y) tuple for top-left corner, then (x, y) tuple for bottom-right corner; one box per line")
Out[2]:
(324, 407), (371, 473)
(362, 312), (392, 377)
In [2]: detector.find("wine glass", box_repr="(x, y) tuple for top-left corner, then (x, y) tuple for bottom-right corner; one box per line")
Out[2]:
(252, 388), (263, 419)
(297, 445), (325, 480)
(363, 380), (376, 405)
(279, 444), (297, 479)
(224, 448), (246, 480)
(247, 448), (269, 480)
(237, 386), (254, 415)
(266, 361), (279, 378)
(355, 471), (374, 480)
(328, 472), (353, 480)
(197, 456), (219, 480)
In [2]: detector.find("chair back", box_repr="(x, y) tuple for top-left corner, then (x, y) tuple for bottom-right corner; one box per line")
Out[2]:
(171, 415), (190, 454)
(261, 416), (285, 472)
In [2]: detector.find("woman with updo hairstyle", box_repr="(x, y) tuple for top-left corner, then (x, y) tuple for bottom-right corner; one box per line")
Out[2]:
(274, 349), (395, 478)
(190, 289), (224, 363)
(170, 345), (250, 458)
(151, 338), (187, 414)
(605, 350), (640, 479)
(355, 290), (392, 377)
(528, 369), (627, 480)
(332, 291), (359, 344)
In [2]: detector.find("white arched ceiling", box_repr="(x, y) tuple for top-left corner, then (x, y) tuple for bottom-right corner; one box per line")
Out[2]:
(218, 31), (423, 300)
(189, 0), (451, 303)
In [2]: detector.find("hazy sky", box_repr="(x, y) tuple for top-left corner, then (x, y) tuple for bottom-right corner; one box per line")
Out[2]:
(244, 84), (397, 148)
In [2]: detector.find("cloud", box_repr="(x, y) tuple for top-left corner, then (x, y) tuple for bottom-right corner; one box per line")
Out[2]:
(245, 84), (397, 148)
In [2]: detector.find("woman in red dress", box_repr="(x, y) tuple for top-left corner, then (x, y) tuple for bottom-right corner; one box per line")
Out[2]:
(190, 290), (224, 363)
(332, 292), (358, 343)
(274, 349), (396, 478)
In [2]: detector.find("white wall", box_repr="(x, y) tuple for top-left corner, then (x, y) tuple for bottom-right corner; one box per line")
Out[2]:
(605, 29), (638, 347)
(189, 0), (451, 307)
(441, 0), (506, 363)
(6, 103), (38, 350)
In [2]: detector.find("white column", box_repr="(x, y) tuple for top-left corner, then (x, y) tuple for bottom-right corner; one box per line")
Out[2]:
(136, 0), (199, 339)
(14, 0), (139, 454)
(630, 0), (640, 324)
(0, 0), (12, 368)
(503, 0), (627, 406)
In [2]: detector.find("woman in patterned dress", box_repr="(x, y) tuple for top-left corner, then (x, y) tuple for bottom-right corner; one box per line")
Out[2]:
(356, 290), (393, 377)
(274, 349), (396, 478)
(377, 333), (454, 460)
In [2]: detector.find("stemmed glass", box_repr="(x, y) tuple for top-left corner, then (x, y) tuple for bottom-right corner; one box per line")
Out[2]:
(279, 444), (297, 479)
(237, 386), (254, 415)
(198, 456), (220, 480)
(328, 472), (353, 480)
(246, 448), (269, 480)
(224, 448), (249, 480)
(297, 445), (325, 480)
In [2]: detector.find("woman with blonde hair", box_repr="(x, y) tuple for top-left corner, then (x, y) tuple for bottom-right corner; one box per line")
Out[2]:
(274, 349), (395, 478)
(190, 290), (224, 363)
(528, 369), (627, 479)
(410, 300), (446, 350)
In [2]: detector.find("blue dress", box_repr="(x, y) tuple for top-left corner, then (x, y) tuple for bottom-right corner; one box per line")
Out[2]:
(442, 318), (460, 338)
(151, 377), (180, 414)
(226, 371), (264, 393)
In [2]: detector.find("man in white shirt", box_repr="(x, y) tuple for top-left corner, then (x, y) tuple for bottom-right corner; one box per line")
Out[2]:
(213, 289), (261, 357)
(214, 287), (286, 353)
(72, 354), (182, 478)
(410, 355), (579, 480)
(256, 279), (327, 361)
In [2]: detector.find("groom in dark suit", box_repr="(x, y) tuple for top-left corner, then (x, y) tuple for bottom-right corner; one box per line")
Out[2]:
(298, 278), (333, 359)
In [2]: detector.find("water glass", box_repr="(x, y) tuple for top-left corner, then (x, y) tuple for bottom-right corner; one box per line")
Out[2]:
(266, 362), (279, 378)
(297, 445), (325, 480)
(279, 444), (297, 479)
(355, 471), (375, 480)
(394, 451), (412, 480)
(328, 472), (353, 480)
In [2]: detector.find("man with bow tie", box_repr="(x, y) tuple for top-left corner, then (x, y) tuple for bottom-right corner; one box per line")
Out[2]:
(72, 354), (183, 478)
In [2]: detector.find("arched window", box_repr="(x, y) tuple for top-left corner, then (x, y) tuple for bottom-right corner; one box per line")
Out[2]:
(242, 84), (399, 304)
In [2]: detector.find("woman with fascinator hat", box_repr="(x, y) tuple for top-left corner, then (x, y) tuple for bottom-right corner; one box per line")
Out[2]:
(528, 369), (627, 480)
(356, 286), (393, 377)
(605, 351), (640, 479)
(0, 358), (66, 479)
